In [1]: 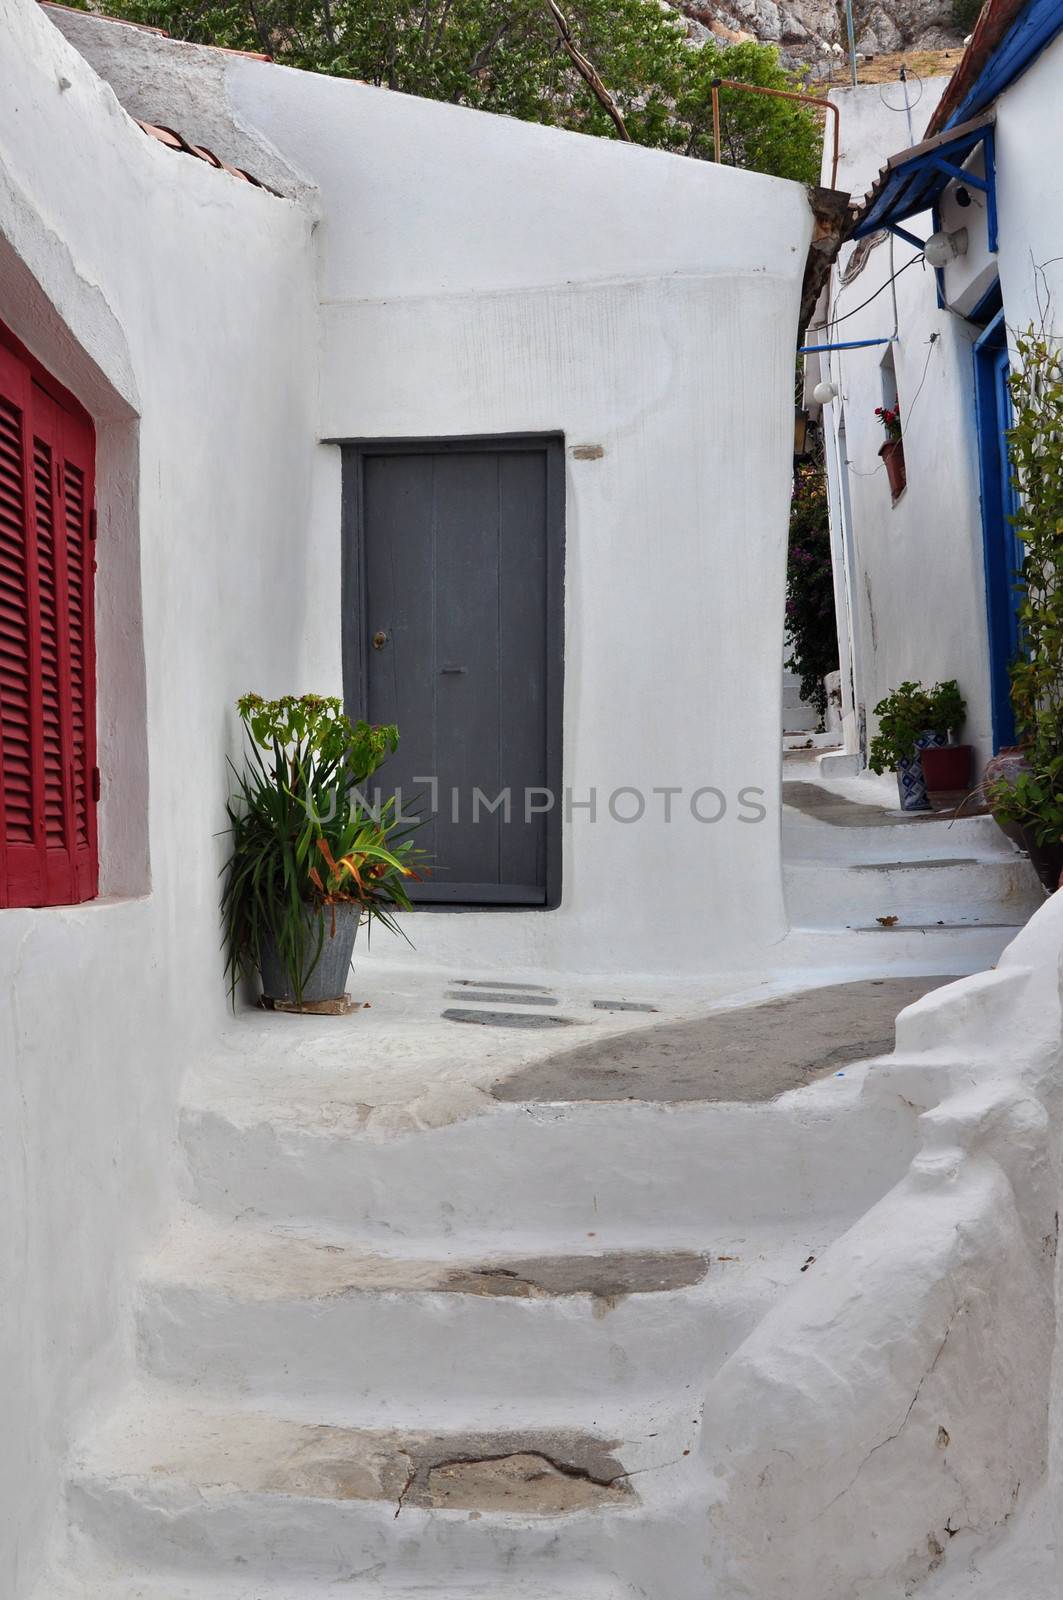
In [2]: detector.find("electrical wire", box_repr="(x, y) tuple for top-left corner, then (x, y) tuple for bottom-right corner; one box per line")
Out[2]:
(828, 250), (926, 329)
(878, 73), (924, 113)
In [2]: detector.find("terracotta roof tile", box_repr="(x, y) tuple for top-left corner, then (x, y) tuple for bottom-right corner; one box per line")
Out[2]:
(925, 0), (1027, 135)
(134, 120), (280, 194)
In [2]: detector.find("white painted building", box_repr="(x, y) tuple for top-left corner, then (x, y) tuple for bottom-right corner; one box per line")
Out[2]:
(0, 2), (824, 1592)
(4, 1), (1062, 1597)
(810, 0), (1063, 776)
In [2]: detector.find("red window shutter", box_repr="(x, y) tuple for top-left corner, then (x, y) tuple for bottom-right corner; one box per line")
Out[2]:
(0, 325), (97, 908)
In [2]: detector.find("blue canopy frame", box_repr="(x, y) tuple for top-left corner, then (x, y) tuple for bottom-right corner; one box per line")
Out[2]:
(850, 113), (998, 255)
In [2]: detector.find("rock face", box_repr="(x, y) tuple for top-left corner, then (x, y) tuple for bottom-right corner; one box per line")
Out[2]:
(676, 0), (963, 67)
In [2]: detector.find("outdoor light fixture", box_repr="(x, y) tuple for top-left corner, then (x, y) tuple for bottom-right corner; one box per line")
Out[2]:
(812, 380), (838, 405)
(924, 227), (969, 268)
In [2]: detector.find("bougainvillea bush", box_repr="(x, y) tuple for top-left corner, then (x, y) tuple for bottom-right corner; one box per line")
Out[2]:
(786, 452), (839, 721)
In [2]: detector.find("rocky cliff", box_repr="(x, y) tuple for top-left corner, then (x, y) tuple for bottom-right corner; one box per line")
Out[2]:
(677, 0), (965, 69)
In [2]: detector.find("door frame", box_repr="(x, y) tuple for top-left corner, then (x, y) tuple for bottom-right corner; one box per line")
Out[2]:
(973, 307), (1021, 751)
(336, 433), (566, 909)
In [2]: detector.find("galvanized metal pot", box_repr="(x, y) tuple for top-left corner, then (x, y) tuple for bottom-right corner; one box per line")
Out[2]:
(258, 901), (361, 1005)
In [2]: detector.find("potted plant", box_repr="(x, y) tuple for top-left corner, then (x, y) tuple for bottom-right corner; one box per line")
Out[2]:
(981, 323), (1063, 890)
(221, 693), (425, 1010)
(919, 680), (973, 806)
(875, 404), (906, 501)
(868, 679), (967, 812)
(986, 758), (1063, 891)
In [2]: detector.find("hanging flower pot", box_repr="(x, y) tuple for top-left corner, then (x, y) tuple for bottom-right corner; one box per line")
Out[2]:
(879, 439), (906, 501)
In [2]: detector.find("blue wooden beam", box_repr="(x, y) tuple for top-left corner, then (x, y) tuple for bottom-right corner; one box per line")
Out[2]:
(888, 222), (927, 251)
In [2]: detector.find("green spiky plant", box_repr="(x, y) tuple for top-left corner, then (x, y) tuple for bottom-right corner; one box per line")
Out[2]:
(221, 693), (425, 1006)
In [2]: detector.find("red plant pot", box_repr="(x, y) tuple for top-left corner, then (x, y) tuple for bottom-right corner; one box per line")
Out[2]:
(879, 438), (906, 501)
(921, 743), (972, 802)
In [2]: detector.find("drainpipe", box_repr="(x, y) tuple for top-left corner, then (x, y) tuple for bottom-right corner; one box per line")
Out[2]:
(844, 0), (859, 85)
(709, 79), (842, 192)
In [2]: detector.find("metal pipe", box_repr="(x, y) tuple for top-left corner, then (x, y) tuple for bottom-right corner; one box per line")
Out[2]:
(899, 64), (915, 144)
(844, 0), (858, 85)
(710, 79), (841, 190)
(798, 337), (895, 352)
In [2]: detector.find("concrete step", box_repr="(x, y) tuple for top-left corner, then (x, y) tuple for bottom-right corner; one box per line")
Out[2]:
(180, 1079), (916, 1245)
(783, 731), (838, 752)
(67, 1392), (690, 1584)
(784, 856), (1043, 930)
(782, 709), (822, 734)
(39, 1562), (638, 1600)
(782, 796), (1024, 863)
(137, 1214), (821, 1425)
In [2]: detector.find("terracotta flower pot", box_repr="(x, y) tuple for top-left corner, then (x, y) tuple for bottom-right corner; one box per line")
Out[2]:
(879, 439), (906, 501)
(1019, 833), (1063, 894)
(983, 746), (1032, 849)
(920, 743), (972, 807)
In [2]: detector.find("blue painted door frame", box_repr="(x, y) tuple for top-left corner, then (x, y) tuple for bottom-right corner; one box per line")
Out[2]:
(974, 308), (1022, 751)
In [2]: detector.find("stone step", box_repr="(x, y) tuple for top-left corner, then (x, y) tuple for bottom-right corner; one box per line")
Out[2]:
(782, 797), (1023, 862)
(40, 1563), (637, 1600)
(782, 708), (823, 734)
(784, 855), (1043, 929)
(782, 681), (812, 710)
(181, 1076), (916, 1245)
(67, 1392), (692, 1585)
(137, 1213), (820, 1424)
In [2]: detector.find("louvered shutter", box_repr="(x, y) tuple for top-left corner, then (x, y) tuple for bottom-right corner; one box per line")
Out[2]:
(0, 326), (97, 907)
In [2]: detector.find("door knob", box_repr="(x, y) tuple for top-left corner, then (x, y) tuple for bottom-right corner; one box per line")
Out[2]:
(372, 630), (388, 650)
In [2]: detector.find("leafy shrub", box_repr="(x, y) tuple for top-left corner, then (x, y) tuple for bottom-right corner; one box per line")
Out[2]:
(951, 0), (984, 34)
(90, 0), (822, 182)
(868, 679), (966, 774)
(987, 325), (1063, 847)
(785, 453), (838, 720)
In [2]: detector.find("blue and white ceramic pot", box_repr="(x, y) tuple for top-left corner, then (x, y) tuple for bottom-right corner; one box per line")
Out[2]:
(896, 730), (948, 812)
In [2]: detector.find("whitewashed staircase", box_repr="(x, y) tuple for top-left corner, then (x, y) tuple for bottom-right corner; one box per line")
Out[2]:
(43, 998), (921, 1600)
(36, 764), (1053, 1600)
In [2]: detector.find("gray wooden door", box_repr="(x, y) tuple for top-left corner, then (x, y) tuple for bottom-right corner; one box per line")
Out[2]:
(341, 437), (564, 906)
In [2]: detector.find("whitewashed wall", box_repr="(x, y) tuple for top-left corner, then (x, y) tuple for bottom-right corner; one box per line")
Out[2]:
(943, 33), (1063, 364)
(815, 80), (996, 773)
(2, 11), (814, 1592)
(227, 64), (812, 976)
(0, 5), (322, 1596)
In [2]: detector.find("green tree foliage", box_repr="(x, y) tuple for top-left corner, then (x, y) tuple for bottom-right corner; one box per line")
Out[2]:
(988, 325), (1063, 846)
(89, 0), (821, 180)
(785, 445), (838, 720)
(951, 0), (983, 35)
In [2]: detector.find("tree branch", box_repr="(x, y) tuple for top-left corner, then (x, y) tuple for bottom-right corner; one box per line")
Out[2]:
(540, 0), (631, 141)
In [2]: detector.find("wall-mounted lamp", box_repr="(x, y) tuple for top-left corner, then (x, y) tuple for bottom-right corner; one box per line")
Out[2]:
(924, 226), (969, 268)
(812, 380), (838, 405)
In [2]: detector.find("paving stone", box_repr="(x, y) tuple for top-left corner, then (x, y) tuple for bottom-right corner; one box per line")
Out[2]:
(783, 780), (984, 827)
(492, 975), (959, 1103)
(592, 1000), (659, 1012)
(446, 991), (559, 1006)
(443, 1009), (579, 1029)
(453, 980), (554, 992)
